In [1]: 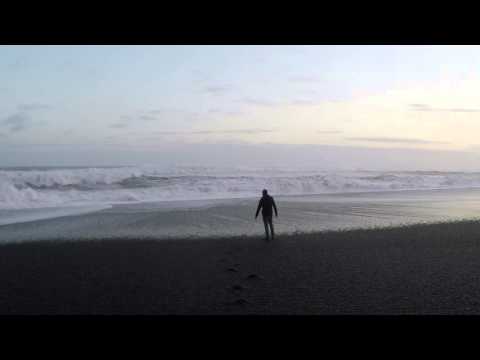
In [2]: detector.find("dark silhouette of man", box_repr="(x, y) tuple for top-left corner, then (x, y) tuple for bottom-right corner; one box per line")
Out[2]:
(255, 189), (278, 241)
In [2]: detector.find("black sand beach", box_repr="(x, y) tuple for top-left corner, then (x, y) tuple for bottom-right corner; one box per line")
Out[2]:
(2, 220), (480, 314)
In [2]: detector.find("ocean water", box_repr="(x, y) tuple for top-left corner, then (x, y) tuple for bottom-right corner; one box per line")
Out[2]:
(3, 165), (480, 211)
(1, 165), (480, 242)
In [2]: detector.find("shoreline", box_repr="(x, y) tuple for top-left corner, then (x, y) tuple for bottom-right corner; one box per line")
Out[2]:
(3, 185), (480, 228)
(2, 219), (480, 314)
(1, 217), (474, 245)
(3, 186), (480, 243)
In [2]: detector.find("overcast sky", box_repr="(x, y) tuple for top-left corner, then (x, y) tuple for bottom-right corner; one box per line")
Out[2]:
(2, 45), (480, 169)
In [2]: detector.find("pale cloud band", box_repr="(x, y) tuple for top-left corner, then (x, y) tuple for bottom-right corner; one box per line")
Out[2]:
(346, 137), (449, 145)
(140, 115), (157, 121)
(203, 85), (232, 95)
(17, 103), (52, 112)
(155, 129), (276, 135)
(1, 103), (52, 133)
(2, 113), (32, 132)
(317, 130), (343, 134)
(409, 104), (480, 113)
(289, 76), (323, 83)
(109, 123), (128, 129)
(241, 98), (277, 107)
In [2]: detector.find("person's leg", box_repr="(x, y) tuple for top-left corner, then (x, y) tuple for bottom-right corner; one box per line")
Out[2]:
(268, 217), (275, 239)
(263, 216), (270, 240)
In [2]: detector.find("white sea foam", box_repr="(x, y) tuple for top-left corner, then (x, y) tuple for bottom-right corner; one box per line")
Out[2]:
(0, 205), (112, 226)
(2, 165), (480, 210)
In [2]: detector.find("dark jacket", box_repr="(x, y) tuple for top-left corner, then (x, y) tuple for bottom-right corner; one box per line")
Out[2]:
(255, 195), (278, 218)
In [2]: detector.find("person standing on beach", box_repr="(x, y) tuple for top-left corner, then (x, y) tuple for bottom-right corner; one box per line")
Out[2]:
(255, 189), (278, 241)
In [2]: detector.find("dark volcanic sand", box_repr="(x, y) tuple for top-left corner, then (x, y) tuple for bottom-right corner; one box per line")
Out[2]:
(2, 220), (480, 314)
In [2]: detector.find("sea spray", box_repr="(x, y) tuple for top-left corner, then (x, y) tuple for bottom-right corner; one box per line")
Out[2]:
(2, 165), (480, 210)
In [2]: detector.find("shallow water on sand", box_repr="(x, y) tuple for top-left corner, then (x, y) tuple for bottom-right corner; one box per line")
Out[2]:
(1, 188), (480, 243)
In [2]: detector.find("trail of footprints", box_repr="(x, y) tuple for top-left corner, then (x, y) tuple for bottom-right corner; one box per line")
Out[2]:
(223, 258), (263, 307)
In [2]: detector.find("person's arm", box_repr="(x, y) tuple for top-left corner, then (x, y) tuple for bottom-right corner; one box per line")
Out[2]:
(255, 199), (263, 219)
(272, 197), (278, 217)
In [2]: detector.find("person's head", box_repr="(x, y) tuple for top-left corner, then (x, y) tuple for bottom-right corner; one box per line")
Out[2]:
(262, 189), (268, 196)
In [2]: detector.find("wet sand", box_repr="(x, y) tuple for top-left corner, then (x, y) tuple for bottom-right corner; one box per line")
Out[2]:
(2, 220), (480, 314)
(2, 188), (480, 242)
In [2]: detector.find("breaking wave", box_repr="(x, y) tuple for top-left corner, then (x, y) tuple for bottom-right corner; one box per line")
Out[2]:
(2, 165), (480, 209)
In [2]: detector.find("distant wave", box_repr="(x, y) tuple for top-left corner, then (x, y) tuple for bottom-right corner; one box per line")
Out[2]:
(2, 165), (480, 209)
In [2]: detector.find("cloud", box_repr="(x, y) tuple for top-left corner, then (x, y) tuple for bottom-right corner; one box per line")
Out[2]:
(120, 115), (133, 121)
(2, 113), (32, 132)
(203, 85), (231, 95)
(409, 104), (432, 112)
(147, 108), (183, 115)
(140, 109), (206, 122)
(103, 135), (133, 144)
(242, 98), (277, 107)
(317, 130), (343, 134)
(140, 115), (157, 121)
(191, 70), (211, 83)
(152, 131), (180, 135)
(110, 123), (128, 129)
(298, 89), (318, 95)
(346, 137), (449, 144)
(409, 104), (480, 113)
(193, 129), (275, 135)
(18, 103), (52, 112)
(0, 133), (7, 138)
(1, 105), (51, 133)
(290, 76), (323, 83)
(154, 129), (277, 136)
(224, 111), (245, 116)
(291, 99), (318, 106)
(8, 58), (27, 70)
(444, 108), (480, 113)
(208, 108), (245, 117)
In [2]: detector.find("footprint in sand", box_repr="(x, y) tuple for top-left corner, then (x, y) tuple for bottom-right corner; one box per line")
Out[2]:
(246, 274), (262, 280)
(234, 298), (248, 305)
(231, 284), (244, 291)
(226, 298), (249, 306)
(226, 267), (238, 273)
